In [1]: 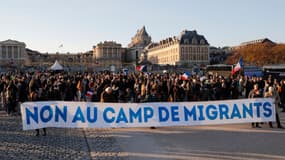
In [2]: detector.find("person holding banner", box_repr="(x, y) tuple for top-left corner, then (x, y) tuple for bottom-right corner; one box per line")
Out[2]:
(30, 90), (47, 136)
(264, 87), (284, 129)
(249, 84), (262, 128)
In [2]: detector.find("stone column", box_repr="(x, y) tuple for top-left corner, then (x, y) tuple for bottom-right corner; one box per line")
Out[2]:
(18, 46), (21, 59)
(6, 46), (8, 59)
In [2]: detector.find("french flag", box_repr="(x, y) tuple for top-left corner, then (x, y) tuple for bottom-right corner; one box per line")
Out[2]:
(181, 72), (190, 80)
(136, 65), (147, 72)
(86, 91), (94, 97)
(231, 57), (243, 75)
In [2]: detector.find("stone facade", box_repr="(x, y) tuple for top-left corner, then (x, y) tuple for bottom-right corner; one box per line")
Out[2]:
(93, 41), (126, 71)
(0, 39), (27, 68)
(147, 30), (210, 67)
(1, 28), (211, 71)
(126, 26), (151, 64)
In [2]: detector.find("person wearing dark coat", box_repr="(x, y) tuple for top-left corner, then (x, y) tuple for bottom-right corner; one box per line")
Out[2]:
(6, 80), (17, 115)
(248, 84), (262, 128)
(30, 91), (47, 136)
(100, 87), (117, 103)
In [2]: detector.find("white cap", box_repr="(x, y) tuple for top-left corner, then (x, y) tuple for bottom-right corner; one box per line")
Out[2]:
(105, 87), (112, 93)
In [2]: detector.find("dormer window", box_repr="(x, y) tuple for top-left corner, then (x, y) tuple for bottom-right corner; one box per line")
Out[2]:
(184, 39), (189, 44)
(192, 38), (198, 44)
(200, 39), (205, 45)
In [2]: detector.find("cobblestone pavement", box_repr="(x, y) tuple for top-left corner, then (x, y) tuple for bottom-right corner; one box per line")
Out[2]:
(0, 110), (127, 160)
(84, 129), (128, 160)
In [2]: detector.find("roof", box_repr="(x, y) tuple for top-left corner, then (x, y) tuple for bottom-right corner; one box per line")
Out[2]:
(178, 30), (209, 45)
(240, 38), (275, 46)
(135, 26), (150, 38)
(129, 26), (152, 48)
(50, 60), (64, 70)
(263, 64), (285, 69)
(0, 39), (26, 46)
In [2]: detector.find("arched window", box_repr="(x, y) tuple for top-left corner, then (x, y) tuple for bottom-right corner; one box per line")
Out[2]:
(200, 39), (205, 45)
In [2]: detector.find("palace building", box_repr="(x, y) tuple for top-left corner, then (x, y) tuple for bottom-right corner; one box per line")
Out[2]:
(93, 41), (126, 71)
(147, 30), (210, 67)
(0, 39), (27, 68)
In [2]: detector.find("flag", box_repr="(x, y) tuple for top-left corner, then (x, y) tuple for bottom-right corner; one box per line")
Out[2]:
(86, 91), (94, 97)
(231, 57), (243, 75)
(136, 65), (147, 72)
(181, 72), (190, 80)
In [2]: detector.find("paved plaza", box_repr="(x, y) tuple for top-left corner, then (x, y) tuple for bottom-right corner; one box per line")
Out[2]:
(0, 108), (285, 160)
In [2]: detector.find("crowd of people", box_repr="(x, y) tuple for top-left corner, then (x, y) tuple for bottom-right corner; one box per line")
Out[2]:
(1, 71), (285, 128)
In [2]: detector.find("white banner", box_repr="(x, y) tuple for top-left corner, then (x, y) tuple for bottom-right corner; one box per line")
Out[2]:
(21, 98), (276, 130)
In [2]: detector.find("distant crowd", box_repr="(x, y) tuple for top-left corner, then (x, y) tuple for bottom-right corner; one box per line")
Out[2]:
(1, 71), (285, 128)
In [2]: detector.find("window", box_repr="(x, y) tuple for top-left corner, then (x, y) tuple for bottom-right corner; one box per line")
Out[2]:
(200, 39), (205, 45)
(192, 38), (198, 44)
(181, 53), (184, 59)
(205, 47), (208, 53)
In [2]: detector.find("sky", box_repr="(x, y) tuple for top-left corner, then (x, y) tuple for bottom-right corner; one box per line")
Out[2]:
(0, 0), (284, 53)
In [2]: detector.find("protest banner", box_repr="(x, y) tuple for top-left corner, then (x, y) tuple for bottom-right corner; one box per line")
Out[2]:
(21, 98), (275, 130)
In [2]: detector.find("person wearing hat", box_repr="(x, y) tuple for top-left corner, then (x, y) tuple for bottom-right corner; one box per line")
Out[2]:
(100, 87), (117, 103)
